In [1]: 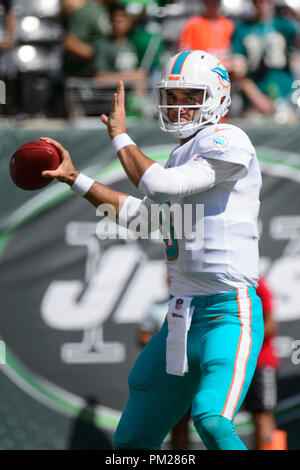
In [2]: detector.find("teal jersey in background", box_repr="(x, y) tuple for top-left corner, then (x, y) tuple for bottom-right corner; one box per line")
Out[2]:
(232, 16), (299, 99)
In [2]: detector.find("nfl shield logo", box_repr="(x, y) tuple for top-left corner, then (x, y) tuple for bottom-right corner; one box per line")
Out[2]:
(175, 298), (184, 310)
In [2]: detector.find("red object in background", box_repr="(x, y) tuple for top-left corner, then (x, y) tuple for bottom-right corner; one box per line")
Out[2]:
(9, 140), (61, 190)
(256, 277), (279, 369)
(177, 16), (234, 58)
(259, 429), (287, 450)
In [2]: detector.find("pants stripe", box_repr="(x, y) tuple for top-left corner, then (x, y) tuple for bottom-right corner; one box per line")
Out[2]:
(221, 288), (252, 420)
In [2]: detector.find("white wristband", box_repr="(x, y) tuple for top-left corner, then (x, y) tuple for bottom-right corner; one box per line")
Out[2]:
(71, 173), (95, 197)
(112, 133), (136, 152)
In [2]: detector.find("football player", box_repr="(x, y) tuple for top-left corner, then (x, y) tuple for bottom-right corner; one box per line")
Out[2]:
(41, 50), (264, 450)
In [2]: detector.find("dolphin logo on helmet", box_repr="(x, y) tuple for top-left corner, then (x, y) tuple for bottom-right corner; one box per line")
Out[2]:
(212, 64), (230, 88)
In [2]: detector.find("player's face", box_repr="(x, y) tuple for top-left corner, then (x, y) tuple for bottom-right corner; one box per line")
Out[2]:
(166, 89), (205, 123)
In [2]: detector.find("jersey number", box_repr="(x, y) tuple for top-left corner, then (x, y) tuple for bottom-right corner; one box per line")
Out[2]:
(159, 202), (179, 261)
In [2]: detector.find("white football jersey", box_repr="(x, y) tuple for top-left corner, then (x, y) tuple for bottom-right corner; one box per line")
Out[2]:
(160, 123), (262, 296)
(119, 123), (262, 297)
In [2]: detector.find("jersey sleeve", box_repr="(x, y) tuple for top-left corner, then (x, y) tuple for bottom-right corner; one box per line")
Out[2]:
(195, 125), (255, 180)
(137, 159), (217, 202)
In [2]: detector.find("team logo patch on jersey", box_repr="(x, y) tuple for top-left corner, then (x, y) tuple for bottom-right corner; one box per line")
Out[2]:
(194, 155), (205, 162)
(175, 298), (184, 310)
(213, 135), (229, 149)
(212, 65), (230, 89)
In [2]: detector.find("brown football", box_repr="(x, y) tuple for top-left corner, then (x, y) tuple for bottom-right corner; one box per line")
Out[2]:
(9, 140), (61, 190)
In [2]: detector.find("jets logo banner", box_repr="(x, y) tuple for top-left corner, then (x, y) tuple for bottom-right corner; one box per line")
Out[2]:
(0, 124), (300, 449)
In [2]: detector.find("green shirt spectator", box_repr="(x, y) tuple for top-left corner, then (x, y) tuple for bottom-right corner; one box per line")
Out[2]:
(63, 0), (110, 77)
(129, 25), (164, 71)
(94, 4), (146, 90)
(95, 36), (138, 72)
(94, 4), (147, 117)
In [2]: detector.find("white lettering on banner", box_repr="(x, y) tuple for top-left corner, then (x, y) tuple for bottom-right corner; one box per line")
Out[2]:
(273, 336), (296, 359)
(267, 216), (300, 322)
(113, 260), (168, 324)
(41, 222), (168, 364)
(291, 80), (300, 106)
(0, 341), (6, 365)
(0, 80), (5, 104)
(291, 340), (300, 365)
(267, 257), (300, 322)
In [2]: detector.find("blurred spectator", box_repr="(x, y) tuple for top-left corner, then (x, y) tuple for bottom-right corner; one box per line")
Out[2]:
(129, 18), (164, 75)
(275, 3), (300, 24)
(62, 0), (110, 77)
(244, 277), (286, 450)
(0, 0), (16, 114)
(94, 4), (146, 86)
(94, 4), (147, 114)
(138, 284), (191, 451)
(0, 0), (16, 52)
(177, 0), (234, 62)
(232, 0), (300, 116)
(128, 10), (165, 113)
(69, 396), (113, 449)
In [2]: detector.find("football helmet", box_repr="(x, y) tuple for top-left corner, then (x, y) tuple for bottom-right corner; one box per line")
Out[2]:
(156, 50), (231, 139)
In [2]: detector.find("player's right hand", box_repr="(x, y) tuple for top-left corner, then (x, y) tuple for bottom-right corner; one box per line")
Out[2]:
(100, 80), (127, 139)
(40, 137), (79, 186)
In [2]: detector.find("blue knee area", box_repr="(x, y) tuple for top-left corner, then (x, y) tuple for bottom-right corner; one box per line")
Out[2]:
(114, 414), (160, 450)
(114, 421), (143, 450)
(114, 429), (143, 450)
(193, 415), (247, 450)
(191, 389), (222, 420)
(114, 435), (159, 450)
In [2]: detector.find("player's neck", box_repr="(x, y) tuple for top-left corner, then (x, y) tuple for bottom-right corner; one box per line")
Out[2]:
(179, 128), (204, 146)
(180, 135), (194, 146)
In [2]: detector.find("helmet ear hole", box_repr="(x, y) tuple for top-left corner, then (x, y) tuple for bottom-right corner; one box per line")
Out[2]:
(220, 96), (226, 105)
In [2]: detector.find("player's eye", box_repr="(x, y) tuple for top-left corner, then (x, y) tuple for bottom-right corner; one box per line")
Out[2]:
(186, 96), (196, 103)
(167, 95), (176, 104)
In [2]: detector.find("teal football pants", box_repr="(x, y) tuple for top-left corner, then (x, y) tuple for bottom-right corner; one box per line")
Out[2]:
(114, 287), (264, 450)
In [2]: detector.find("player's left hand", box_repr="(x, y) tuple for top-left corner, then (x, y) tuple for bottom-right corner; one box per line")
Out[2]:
(100, 80), (127, 139)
